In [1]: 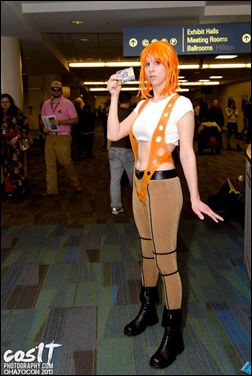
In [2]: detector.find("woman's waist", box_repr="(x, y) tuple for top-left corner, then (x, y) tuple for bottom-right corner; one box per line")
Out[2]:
(135, 168), (177, 180)
(135, 160), (175, 171)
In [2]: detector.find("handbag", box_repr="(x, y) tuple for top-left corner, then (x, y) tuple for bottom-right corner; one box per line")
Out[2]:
(18, 135), (34, 151)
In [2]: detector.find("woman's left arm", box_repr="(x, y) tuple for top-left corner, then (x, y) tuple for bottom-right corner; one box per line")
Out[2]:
(178, 111), (224, 223)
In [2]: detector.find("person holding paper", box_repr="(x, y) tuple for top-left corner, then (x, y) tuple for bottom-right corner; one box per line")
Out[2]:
(40, 81), (82, 196)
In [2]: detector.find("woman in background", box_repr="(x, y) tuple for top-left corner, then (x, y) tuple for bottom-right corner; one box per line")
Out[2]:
(1, 93), (31, 198)
(226, 99), (243, 151)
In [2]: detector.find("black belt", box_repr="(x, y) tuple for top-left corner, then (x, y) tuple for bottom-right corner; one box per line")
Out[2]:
(135, 169), (177, 180)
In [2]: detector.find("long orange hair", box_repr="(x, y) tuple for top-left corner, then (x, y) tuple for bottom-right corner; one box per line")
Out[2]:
(138, 40), (179, 99)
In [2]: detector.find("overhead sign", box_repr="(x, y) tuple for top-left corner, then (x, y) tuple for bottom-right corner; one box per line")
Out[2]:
(123, 23), (251, 56)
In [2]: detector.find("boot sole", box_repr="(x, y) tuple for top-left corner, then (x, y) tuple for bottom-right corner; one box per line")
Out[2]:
(124, 318), (159, 336)
(150, 348), (184, 369)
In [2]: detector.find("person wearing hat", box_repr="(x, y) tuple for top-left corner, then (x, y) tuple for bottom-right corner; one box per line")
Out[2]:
(40, 81), (82, 196)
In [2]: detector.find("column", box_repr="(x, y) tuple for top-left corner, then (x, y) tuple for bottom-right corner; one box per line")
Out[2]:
(1, 36), (23, 110)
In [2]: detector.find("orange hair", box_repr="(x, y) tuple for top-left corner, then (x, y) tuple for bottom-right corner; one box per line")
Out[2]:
(138, 40), (180, 99)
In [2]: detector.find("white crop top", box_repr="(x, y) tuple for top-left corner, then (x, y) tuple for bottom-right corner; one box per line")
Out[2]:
(132, 94), (194, 146)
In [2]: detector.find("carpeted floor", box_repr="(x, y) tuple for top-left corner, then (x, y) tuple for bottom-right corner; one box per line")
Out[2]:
(1, 126), (251, 375)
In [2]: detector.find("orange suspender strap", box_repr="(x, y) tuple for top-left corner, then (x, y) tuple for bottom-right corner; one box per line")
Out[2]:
(129, 94), (179, 205)
(129, 99), (149, 163)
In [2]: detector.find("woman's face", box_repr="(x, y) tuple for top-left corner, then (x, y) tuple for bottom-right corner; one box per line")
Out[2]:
(144, 56), (166, 88)
(1, 97), (11, 111)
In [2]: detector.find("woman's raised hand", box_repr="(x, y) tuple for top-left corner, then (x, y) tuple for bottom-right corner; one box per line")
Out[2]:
(107, 74), (122, 95)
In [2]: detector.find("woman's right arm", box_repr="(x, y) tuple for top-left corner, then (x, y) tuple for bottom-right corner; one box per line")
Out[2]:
(107, 74), (137, 141)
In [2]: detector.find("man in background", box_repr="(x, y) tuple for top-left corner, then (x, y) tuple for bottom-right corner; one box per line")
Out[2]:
(207, 99), (225, 148)
(108, 91), (134, 215)
(40, 81), (82, 196)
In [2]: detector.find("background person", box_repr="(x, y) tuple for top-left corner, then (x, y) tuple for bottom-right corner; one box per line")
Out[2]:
(106, 41), (224, 370)
(207, 99), (224, 148)
(108, 91), (134, 215)
(1, 93), (31, 198)
(81, 104), (96, 159)
(73, 96), (85, 155)
(197, 113), (222, 155)
(244, 97), (251, 144)
(226, 99), (243, 151)
(40, 81), (82, 196)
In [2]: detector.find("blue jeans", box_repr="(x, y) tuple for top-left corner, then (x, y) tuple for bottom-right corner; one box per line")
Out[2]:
(109, 147), (134, 208)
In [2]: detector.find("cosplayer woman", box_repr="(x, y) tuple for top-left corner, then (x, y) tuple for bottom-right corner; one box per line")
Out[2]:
(106, 41), (224, 369)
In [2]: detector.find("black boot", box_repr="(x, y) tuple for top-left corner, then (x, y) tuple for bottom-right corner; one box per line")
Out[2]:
(150, 307), (184, 369)
(124, 285), (159, 336)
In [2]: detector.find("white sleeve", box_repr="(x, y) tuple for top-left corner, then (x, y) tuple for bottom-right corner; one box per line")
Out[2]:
(173, 96), (194, 123)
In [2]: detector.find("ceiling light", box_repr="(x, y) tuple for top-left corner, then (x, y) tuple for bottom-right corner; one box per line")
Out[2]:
(177, 88), (189, 92)
(215, 55), (238, 59)
(178, 64), (201, 69)
(209, 76), (223, 79)
(208, 63), (248, 68)
(89, 87), (108, 91)
(89, 87), (140, 92)
(71, 20), (85, 25)
(124, 81), (140, 85)
(69, 61), (140, 68)
(199, 79), (210, 82)
(70, 62), (250, 70)
(180, 81), (220, 86)
(180, 82), (202, 86)
(89, 87), (190, 92)
(204, 81), (220, 85)
(105, 62), (140, 67)
(69, 62), (106, 68)
(83, 81), (107, 85)
(118, 87), (140, 91)
(83, 80), (140, 86)
(89, 88), (108, 92)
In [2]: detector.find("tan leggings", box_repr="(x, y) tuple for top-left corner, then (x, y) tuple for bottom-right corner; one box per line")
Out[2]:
(133, 176), (183, 309)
